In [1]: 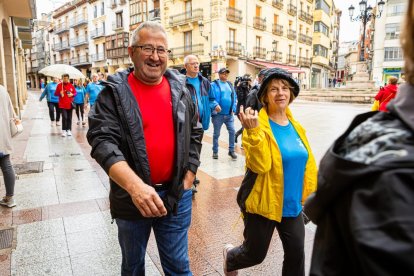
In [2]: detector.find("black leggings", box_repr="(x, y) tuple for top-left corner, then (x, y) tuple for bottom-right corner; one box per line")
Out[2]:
(0, 154), (15, 196)
(75, 103), (85, 121)
(47, 102), (61, 122)
(226, 213), (305, 276)
(61, 108), (73, 131)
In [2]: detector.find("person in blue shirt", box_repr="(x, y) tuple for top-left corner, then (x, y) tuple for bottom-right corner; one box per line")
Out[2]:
(39, 77), (61, 126)
(73, 79), (87, 126)
(85, 73), (104, 107)
(210, 68), (238, 160)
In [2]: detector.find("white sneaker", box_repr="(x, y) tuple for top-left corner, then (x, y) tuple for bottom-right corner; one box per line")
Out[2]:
(0, 196), (16, 208)
(67, 130), (72, 136)
(51, 122), (55, 126)
(56, 121), (61, 126)
(61, 131), (67, 137)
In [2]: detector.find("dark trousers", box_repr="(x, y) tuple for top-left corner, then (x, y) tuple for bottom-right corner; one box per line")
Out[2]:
(0, 154), (15, 196)
(75, 103), (85, 121)
(235, 127), (244, 142)
(61, 108), (73, 131)
(47, 102), (61, 122)
(226, 213), (305, 276)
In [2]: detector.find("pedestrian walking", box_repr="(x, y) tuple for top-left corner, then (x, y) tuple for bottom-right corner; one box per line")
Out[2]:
(85, 73), (104, 108)
(184, 54), (212, 193)
(234, 74), (251, 144)
(87, 21), (203, 275)
(372, 76), (399, 112)
(55, 74), (76, 137)
(73, 79), (86, 127)
(223, 68), (317, 276)
(304, 2), (414, 275)
(39, 77), (61, 126)
(245, 69), (267, 112)
(0, 84), (18, 208)
(332, 77), (337, 88)
(210, 68), (238, 160)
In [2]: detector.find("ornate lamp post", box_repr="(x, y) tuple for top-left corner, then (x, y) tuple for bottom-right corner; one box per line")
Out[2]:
(348, 0), (385, 62)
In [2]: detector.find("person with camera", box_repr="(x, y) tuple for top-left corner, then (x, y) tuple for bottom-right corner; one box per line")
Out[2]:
(235, 74), (252, 144)
(246, 69), (267, 112)
(55, 74), (76, 137)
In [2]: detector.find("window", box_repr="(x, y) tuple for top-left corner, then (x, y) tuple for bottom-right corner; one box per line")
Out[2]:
(388, 4), (406, 16)
(101, 2), (105, 16)
(315, 0), (330, 14)
(116, 12), (123, 28)
(384, 47), (403, 61)
(314, 21), (329, 36)
(229, 28), (235, 42)
(256, 36), (261, 48)
(184, 31), (192, 52)
(130, 0), (148, 25)
(185, 1), (192, 13)
(314, 44), (328, 58)
(94, 6), (98, 18)
(385, 23), (400, 40)
(274, 14), (278, 24)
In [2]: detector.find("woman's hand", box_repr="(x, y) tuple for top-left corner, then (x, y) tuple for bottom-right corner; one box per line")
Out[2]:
(239, 106), (259, 129)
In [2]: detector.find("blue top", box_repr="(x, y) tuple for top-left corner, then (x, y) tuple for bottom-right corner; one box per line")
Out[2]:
(39, 82), (60, 103)
(73, 85), (86, 104)
(269, 120), (308, 217)
(187, 76), (203, 120)
(210, 80), (237, 116)
(86, 82), (104, 106)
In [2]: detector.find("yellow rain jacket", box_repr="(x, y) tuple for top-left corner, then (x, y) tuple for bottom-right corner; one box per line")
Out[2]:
(242, 107), (318, 222)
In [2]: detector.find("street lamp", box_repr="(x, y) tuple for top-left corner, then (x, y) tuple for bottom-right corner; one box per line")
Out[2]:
(348, 0), (385, 61)
(198, 21), (208, 40)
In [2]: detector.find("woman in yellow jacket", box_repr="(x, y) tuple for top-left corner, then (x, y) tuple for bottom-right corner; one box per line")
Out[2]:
(223, 68), (317, 276)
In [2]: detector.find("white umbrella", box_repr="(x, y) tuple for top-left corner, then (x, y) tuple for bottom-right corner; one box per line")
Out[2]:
(39, 64), (86, 79)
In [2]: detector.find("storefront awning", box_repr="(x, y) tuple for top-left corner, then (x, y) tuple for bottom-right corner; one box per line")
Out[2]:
(246, 60), (305, 74)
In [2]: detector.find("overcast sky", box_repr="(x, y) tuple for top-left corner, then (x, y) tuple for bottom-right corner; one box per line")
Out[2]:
(36, 0), (361, 43)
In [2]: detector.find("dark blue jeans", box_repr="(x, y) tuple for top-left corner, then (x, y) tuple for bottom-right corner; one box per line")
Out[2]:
(116, 189), (193, 276)
(212, 114), (235, 153)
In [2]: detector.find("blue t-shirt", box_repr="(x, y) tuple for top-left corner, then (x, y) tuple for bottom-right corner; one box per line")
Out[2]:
(269, 120), (308, 217)
(217, 81), (233, 115)
(187, 76), (203, 120)
(86, 82), (104, 106)
(73, 85), (86, 104)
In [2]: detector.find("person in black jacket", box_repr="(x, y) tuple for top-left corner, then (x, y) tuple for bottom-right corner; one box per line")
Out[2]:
(234, 74), (251, 143)
(304, 2), (414, 275)
(245, 69), (267, 112)
(87, 22), (203, 276)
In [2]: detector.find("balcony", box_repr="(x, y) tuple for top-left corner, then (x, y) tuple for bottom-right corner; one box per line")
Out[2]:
(36, 52), (45, 60)
(298, 34), (312, 45)
(226, 41), (242, 56)
(148, 8), (161, 22)
(272, 0), (283, 10)
(112, 21), (124, 31)
(305, 36), (312, 45)
(107, 47), (129, 59)
(54, 41), (70, 51)
(299, 11), (312, 24)
(55, 24), (70, 34)
(270, 51), (283, 62)
(287, 54), (296, 64)
(70, 36), (89, 47)
(299, 57), (311, 67)
(287, 4), (297, 16)
(55, 59), (69, 64)
(306, 0), (313, 3)
(169, 44), (204, 59)
(227, 7), (242, 23)
(272, 24), (283, 36)
(253, 17), (266, 31)
(69, 16), (88, 28)
(169, 9), (203, 28)
(71, 55), (91, 66)
(90, 28), (105, 39)
(91, 52), (106, 62)
(253, 47), (266, 59)
(287, 29), (297, 40)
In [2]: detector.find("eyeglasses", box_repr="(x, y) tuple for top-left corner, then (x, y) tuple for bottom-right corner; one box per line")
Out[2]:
(187, 62), (199, 66)
(132, 45), (171, 56)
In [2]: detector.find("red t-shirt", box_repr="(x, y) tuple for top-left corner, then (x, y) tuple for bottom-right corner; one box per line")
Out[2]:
(128, 73), (176, 185)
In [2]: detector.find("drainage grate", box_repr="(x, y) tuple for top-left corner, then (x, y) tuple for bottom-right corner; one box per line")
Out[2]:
(0, 228), (13, 250)
(13, 161), (44, 175)
(70, 153), (81, 156)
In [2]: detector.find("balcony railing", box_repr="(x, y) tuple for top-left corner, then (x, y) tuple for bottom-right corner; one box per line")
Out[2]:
(288, 4), (297, 16)
(54, 41), (70, 51)
(227, 7), (242, 23)
(169, 9), (203, 27)
(287, 54), (296, 64)
(253, 47), (266, 59)
(270, 51), (283, 62)
(149, 8), (161, 21)
(272, 24), (283, 36)
(70, 36), (89, 47)
(305, 36), (313, 45)
(91, 52), (106, 62)
(69, 16), (88, 28)
(55, 24), (70, 34)
(71, 55), (91, 65)
(272, 0), (283, 10)
(299, 11), (312, 24)
(36, 52), (45, 60)
(253, 17), (266, 31)
(169, 44), (204, 59)
(90, 28), (105, 39)
(226, 41), (242, 56)
(298, 34), (312, 45)
(55, 59), (69, 64)
(287, 29), (297, 40)
(112, 21), (123, 31)
(299, 57), (311, 67)
(107, 47), (129, 59)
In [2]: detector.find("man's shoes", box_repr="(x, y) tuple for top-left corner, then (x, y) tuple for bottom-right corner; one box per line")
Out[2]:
(193, 178), (200, 185)
(56, 121), (61, 126)
(51, 121), (55, 126)
(213, 152), (218, 159)
(61, 131), (67, 137)
(223, 244), (238, 276)
(228, 151), (237, 160)
(67, 130), (72, 136)
(0, 196), (16, 208)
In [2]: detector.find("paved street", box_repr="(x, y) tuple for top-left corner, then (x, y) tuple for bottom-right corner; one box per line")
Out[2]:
(0, 90), (369, 276)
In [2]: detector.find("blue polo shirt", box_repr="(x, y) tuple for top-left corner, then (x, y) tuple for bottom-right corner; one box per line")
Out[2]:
(187, 76), (203, 119)
(217, 81), (233, 115)
(86, 82), (104, 106)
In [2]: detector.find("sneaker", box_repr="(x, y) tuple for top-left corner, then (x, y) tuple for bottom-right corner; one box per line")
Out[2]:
(223, 244), (238, 276)
(51, 121), (55, 126)
(213, 152), (218, 159)
(56, 121), (61, 126)
(0, 196), (16, 208)
(61, 131), (67, 137)
(228, 151), (237, 160)
(77, 121), (80, 125)
(67, 130), (72, 136)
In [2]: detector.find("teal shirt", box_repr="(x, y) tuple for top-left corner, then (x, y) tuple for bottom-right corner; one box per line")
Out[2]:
(217, 81), (233, 115)
(187, 76), (203, 119)
(86, 82), (104, 106)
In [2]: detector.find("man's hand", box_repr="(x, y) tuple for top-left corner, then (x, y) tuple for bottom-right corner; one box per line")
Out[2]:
(239, 106), (259, 129)
(215, 105), (222, 113)
(183, 170), (196, 190)
(129, 183), (167, 218)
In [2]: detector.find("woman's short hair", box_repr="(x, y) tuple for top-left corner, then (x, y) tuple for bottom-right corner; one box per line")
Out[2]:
(259, 78), (296, 108)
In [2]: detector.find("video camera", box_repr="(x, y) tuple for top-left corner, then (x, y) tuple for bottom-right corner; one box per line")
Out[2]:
(235, 75), (252, 87)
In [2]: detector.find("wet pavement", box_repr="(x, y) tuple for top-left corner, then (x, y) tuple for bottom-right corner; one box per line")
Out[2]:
(0, 90), (369, 276)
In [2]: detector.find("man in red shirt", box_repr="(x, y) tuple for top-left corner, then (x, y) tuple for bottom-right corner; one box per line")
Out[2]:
(54, 73), (76, 137)
(87, 22), (203, 275)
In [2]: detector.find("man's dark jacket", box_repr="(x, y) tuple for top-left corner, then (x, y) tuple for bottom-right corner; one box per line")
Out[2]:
(245, 84), (262, 111)
(185, 73), (211, 130)
(305, 83), (414, 276)
(87, 68), (203, 220)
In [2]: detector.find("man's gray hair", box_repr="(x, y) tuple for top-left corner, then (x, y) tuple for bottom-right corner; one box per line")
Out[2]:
(183, 55), (198, 65)
(130, 21), (167, 46)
